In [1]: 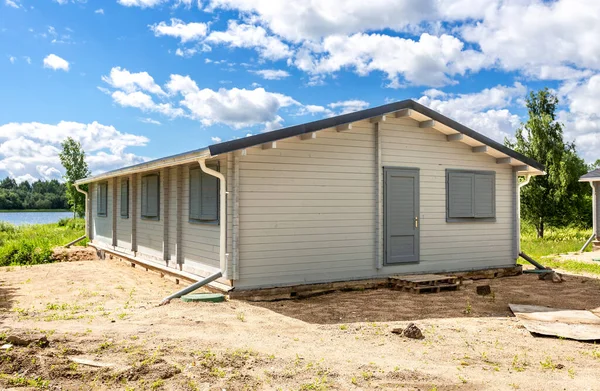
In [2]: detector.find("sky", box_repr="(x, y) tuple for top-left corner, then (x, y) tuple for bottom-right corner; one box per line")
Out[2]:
(0, 0), (599, 183)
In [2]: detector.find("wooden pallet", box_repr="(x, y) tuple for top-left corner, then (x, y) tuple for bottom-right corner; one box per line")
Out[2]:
(389, 274), (459, 294)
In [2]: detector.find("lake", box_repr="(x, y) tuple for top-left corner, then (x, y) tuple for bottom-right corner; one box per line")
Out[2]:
(0, 211), (74, 226)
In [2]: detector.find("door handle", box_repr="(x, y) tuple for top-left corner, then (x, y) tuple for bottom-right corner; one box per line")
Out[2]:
(415, 216), (418, 228)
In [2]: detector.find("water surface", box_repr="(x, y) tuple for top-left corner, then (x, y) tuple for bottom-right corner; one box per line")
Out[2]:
(0, 211), (74, 226)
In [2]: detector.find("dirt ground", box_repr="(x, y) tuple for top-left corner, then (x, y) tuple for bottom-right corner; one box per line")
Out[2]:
(1, 259), (600, 390)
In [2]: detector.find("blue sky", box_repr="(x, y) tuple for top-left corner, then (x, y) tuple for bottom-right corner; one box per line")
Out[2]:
(0, 0), (599, 182)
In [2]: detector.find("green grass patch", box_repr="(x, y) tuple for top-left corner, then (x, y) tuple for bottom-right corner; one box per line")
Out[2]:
(520, 223), (592, 260)
(0, 219), (86, 267)
(519, 222), (600, 276)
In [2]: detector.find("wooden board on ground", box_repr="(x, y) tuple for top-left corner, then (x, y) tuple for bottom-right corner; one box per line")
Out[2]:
(509, 304), (600, 341)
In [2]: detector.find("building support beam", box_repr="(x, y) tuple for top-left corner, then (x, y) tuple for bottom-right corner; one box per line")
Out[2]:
(112, 177), (117, 248)
(497, 157), (512, 164)
(298, 132), (316, 141)
(394, 109), (412, 118)
(336, 123), (352, 132)
(472, 146), (488, 153)
(175, 166), (182, 268)
(370, 115), (387, 123)
(447, 133), (464, 142)
(131, 173), (137, 254)
(261, 142), (276, 150)
(375, 121), (383, 270)
(513, 165), (529, 172)
(162, 168), (169, 262)
(419, 120), (436, 128)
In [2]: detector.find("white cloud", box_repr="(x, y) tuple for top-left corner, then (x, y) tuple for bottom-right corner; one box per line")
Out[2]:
(328, 99), (369, 115)
(295, 33), (489, 87)
(111, 90), (185, 118)
(8, 56), (16, 64)
(102, 67), (166, 95)
(23, 56), (31, 64)
(95, 8), (104, 14)
(117, 0), (166, 7)
(5, 0), (20, 8)
(416, 83), (527, 142)
(139, 117), (162, 125)
(211, 136), (222, 143)
(251, 69), (290, 80)
(43, 54), (69, 71)
(206, 0), (491, 42)
(461, 0), (600, 79)
(150, 18), (208, 43)
(557, 75), (600, 162)
(0, 121), (149, 181)
(206, 22), (293, 60)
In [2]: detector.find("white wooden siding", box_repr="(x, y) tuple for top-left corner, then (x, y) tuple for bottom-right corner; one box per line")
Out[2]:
(179, 158), (224, 272)
(90, 182), (113, 247)
(234, 117), (516, 289)
(115, 177), (132, 252)
(595, 182), (600, 237)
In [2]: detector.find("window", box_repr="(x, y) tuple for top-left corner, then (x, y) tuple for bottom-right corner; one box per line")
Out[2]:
(141, 174), (160, 220)
(120, 178), (129, 218)
(189, 164), (219, 223)
(96, 182), (108, 217)
(446, 170), (495, 221)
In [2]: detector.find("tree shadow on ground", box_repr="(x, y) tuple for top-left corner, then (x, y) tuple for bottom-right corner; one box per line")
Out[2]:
(249, 274), (600, 325)
(0, 275), (17, 325)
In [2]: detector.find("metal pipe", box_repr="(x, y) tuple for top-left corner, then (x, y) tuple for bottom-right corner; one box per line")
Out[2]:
(580, 233), (595, 253)
(74, 183), (90, 239)
(581, 182), (597, 252)
(199, 159), (228, 277)
(64, 235), (86, 248)
(519, 252), (547, 270)
(159, 271), (222, 306)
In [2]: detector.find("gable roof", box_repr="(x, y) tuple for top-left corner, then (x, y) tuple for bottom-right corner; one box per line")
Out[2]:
(580, 168), (600, 181)
(75, 99), (544, 185)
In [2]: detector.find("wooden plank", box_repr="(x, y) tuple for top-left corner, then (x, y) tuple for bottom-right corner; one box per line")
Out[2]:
(509, 304), (600, 341)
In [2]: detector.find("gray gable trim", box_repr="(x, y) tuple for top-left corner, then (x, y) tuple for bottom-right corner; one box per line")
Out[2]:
(580, 168), (600, 181)
(209, 99), (545, 173)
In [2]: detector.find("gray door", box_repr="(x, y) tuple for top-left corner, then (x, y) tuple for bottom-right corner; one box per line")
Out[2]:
(385, 168), (420, 264)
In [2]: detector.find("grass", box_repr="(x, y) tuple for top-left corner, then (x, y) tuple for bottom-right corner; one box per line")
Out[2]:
(0, 219), (86, 267)
(519, 222), (600, 275)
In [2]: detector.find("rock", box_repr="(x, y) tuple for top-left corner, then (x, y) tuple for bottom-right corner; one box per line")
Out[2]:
(539, 271), (563, 283)
(461, 279), (474, 285)
(402, 323), (424, 339)
(391, 328), (403, 334)
(476, 285), (492, 296)
(555, 363), (565, 370)
(1, 344), (13, 349)
(6, 334), (49, 348)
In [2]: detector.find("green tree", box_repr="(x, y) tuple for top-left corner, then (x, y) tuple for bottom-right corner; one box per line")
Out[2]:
(59, 138), (90, 217)
(506, 88), (590, 238)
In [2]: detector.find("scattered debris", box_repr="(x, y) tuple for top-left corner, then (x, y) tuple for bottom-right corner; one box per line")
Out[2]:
(6, 333), (49, 347)
(1, 344), (13, 350)
(538, 271), (563, 283)
(51, 246), (98, 262)
(392, 323), (424, 339)
(461, 279), (474, 285)
(390, 274), (459, 294)
(476, 285), (492, 296)
(69, 357), (121, 369)
(509, 304), (600, 341)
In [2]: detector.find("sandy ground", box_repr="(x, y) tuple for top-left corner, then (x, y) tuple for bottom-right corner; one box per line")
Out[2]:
(556, 249), (600, 263)
(1, 259), (600, 390)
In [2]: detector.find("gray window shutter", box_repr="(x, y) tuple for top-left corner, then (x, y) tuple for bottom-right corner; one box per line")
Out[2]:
(474, 173), (495, 218)
(145, 174), (159, 218)
(96, 184), (101, 216)
(189, 165), (219, 222)
(141, 176), (148, 217)
(102, 184), (107, 216)
(189, 168), (202, 220)
(200, 167), (219, 221)
(448, 172), (474, 218)
(120, 179), (129, 218)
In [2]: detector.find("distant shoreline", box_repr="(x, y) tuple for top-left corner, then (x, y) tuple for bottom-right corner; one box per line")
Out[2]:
(0, 209), (71, 213)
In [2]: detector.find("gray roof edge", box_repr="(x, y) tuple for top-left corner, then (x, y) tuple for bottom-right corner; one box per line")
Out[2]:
(209, 99), (545, 172)
(580, 168), (600, 181)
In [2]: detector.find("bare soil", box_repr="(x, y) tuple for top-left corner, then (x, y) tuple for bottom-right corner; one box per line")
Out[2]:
(1, 259), (600, 390)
